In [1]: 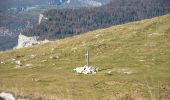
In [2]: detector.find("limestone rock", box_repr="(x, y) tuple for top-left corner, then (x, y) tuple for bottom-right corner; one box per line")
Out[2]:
(73, 65), (99, 74)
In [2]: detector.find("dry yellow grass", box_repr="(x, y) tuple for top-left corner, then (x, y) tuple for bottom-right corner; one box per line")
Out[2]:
(0, 14), (170, 100)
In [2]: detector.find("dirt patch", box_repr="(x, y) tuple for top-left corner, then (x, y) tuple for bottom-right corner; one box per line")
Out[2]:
(114, 89), (143, 100)
(160, 84), (170, 100)
(160, 84), (170, 91)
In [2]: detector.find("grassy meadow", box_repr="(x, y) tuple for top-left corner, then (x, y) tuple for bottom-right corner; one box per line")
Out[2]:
(0, 14), (170, 100)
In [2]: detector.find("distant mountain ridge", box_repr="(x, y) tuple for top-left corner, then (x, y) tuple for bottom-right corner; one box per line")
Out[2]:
(0, 0), (110, 12)
(0, 0), (65, 9)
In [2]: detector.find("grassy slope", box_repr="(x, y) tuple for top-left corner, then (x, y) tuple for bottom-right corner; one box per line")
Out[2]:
(0, 14), (170, 100)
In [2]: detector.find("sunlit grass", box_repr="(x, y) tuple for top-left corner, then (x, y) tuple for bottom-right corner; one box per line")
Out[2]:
(0, 14), (170, 99)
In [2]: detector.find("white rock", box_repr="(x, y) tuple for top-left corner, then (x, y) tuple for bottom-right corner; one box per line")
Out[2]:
(25, 64), (33, 67)
(14, 65), (21, 69)
(11, 58), (16, 61)
(73, 65), (98, 74)
(41, 60), (47, 62)
(51, 48), (55, 51)
(1, 61), (5, 64)
(31, 54), (36, 57)
(39, 14), (44, 24)
(123, 71), (132, 74)
(30, 54), (36, 58)
(39, 14), (48, 24)
(0, 92), (15, 100)
(15, 60), (21, 65)
(139, 59), (145, 62)
(107, 71), (112, 75)
(56, 56), (59, 59)
(16, 34), (49, 48)
(49, 56), (53, 59)
(17, 34), (39, 48)
(32, 78), (39, 82)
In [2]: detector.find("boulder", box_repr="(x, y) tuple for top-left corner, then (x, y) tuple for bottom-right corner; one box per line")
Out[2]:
(0, 92), (15, 100)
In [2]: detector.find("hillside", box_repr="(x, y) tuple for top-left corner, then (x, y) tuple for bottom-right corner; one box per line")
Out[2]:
(0, 14), (170, 99)
(0, 0), (112, 51)
(23, 0), (170, 40)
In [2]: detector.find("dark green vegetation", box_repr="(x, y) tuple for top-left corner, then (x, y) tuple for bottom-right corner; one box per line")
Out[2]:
(0, 14), (170, 99)
(23, 0), (170, 40)
(0, 0), (112, 51)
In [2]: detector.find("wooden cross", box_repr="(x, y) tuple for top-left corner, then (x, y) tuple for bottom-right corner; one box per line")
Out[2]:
(86, 50), (89, 67)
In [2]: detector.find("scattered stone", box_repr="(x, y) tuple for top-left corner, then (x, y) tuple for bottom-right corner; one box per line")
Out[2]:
(15, 60), (21, 65)
(30, 55), (36, 58)
(106, 71), (112, 75)
(0, 61), (5, 64)
(139, 60), (145, 62)
(32, 78), (40, 82)
(123, 71), (132, 75)
(73, 65), (99, 74)
(151, 58), (155, 61)
(51, 48), (55, 51)
(25, 64), (33, 67)
(14, 65), (21, 69)
(0, 92), (15, 100)
(50, 56), (58, 59)
(49, 56), (54, 59)
(11, 58), (16, 61)
(41, 60), (47, 62)
(148, 32), (163, 37)
(23, 59), (27, 61)
(95, 34), (101, 37)
(117, 68), (133, 75)
(55, 56), (59, 59)
(31, 54), (36, 57)
(14, 60), (22, 69)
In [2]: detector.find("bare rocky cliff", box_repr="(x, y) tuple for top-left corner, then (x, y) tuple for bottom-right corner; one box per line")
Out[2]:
(16, 33), (49, 48)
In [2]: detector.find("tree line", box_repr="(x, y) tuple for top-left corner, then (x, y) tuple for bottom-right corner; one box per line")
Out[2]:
(23, 0), (170, 40)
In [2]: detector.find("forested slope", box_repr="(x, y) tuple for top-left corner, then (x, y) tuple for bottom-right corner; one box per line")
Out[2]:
(23, 0), (170, 40)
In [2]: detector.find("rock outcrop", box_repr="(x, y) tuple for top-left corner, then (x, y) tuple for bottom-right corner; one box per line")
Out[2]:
(39, 14), (48, 24)
(0, 92), (15, 100)
(16, 34), (49, 48)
